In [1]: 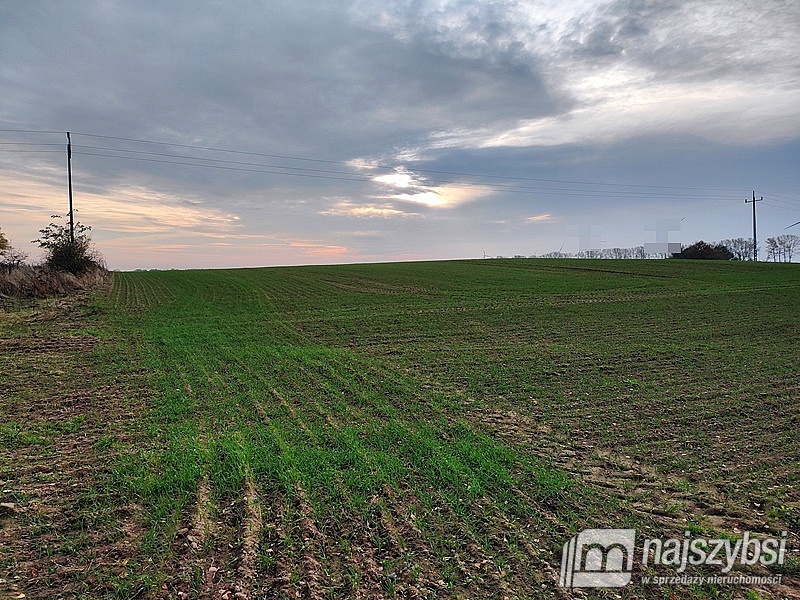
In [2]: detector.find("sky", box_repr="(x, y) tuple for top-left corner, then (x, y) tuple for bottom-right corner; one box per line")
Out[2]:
(1, 0), (799, 270)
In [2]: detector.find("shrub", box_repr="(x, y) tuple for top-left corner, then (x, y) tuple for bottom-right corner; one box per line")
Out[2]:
(673, 241), (734, 260)
(33, 215), (104, 275)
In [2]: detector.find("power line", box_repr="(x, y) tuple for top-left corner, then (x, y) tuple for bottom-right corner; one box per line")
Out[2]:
(0, 142), (63, 146)
(67, 130), (751, 194)
(74, 144), (381, 178)
(0, 128), (65, 135)
(71, 149), (380, 185)
(71, 131), (350, 167)
(0, 128), (768, 201)
(761, 190), (800, 204)
(762, 202), (800, 213)
(71, 147), (746, 200)
(65, 142), (740, 198)
(0, 149), (63, 153)
(760, 193), (800, 210)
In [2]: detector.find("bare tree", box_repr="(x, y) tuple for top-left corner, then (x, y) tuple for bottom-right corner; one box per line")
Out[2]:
(771, 234), (800, 262)
(0, 228), (28, 271)
(1, 246), (28, 270)
(766, 237), (780, 262)
(720, 237), (755, 261)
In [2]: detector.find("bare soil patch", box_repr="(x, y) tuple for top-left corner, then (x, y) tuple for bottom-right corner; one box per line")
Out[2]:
(467, 405), (800, 598)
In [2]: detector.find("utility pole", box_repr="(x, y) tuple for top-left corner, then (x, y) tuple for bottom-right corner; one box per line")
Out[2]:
(744, 190), (762, 261)
(66, 131), (75, 244)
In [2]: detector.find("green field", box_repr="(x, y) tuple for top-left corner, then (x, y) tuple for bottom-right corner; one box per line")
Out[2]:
(1, 259), (799, 599)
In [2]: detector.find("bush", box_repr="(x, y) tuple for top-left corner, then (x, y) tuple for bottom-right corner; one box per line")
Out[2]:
(0, 221), (107, 301)
(673, 241), (734, 260)
(34, 216), (104, 275)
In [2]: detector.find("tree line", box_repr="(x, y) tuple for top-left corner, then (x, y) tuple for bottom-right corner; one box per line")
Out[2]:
(524, 236), (800, 261)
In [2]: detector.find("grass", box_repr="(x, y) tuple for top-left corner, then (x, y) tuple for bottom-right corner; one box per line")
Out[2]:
(1, 258), (799, 598)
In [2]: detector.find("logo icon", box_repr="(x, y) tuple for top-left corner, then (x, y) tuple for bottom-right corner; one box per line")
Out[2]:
(560, 529), (636, 588)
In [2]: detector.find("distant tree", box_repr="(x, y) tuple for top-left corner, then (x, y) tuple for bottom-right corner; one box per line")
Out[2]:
(1, 246), (28, 271)
(673, 241), (734, 260)
(540, 245), (653, 259)
(719, 237), (755, 261)
(777, 234), (800, 262)
(766, 237), (779, 262)
(33, 215), (104, 274)
(766, 235), (800, 262)
(0, 228), (28, 271)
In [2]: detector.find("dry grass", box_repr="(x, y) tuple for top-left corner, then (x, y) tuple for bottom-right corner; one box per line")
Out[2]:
(0, 265), (109, 303)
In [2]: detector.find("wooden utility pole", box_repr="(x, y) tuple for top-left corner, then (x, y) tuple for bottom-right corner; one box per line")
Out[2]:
(67, 131), (75, 243)
(745, 191), (762, 261)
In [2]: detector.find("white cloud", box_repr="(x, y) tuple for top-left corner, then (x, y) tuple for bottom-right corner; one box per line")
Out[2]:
(321, 201), (417, 218)
(525, 214), (552, 223)
(357, 0), (800, 153)
(475, 82), (800, 148)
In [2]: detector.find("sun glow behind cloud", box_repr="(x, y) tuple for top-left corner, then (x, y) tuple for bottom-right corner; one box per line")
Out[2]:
(391, 183), (487, 208)
(373, 172), (416, 188)
(366, 166), (491, 209)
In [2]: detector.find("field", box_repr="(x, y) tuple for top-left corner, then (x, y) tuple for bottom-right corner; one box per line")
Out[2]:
(1, 258), (799, 599)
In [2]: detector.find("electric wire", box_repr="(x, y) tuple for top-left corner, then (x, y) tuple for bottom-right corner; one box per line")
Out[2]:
(72, 147), (746, 199)
(1, 128), (793, 205)
(67, 131), (754, 195)
(66, 142), (745, 199)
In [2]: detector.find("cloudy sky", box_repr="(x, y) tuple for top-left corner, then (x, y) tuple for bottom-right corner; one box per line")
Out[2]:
(2, 0), (799, 269)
